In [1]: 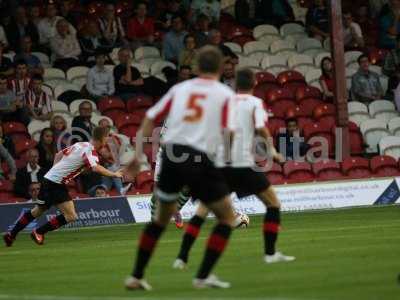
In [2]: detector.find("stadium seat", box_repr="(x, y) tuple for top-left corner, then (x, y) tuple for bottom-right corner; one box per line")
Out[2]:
(298, 97), (324, 113)
(255, 72), (277, 85)
(344, 50), (363, 66)
(120, 125), (139, 138)
(115, 114), (142, 131)
(150, 60), (176, 76)
(265, 162), (286, 185)
(305, 69), (322, 85)
(260, 55), (288, 75)
(288, 54), (314, 75)
(0, 180), (13, 193)
(69, 99), (97, 116)
(243, 41), (269, 55)
(44, 68), (65, 80)
(2, 122), (29, 139)
(388, 117), (400, 136)
(134, 46), (161, 61)
(66, 66), (89, 81)
(296, 38), (322, 56)
(52, 101), (70, 114)
(97, 97), (125, 114)
(253, 24), (279, 40)
(369, 65), (382, 75)
(71, 77), (87, 89)
(277, 70), (306, 90)
(32, 52), (50, 67)
(342, 157), (372, 179)
(314, 52), (331, 68)
(238, 55), (262, 69)
(127, 94), (153, 112)
(266, 87), (295, 102)
(368, 100), (398, 123)
(15, 138), (37, 157)
(348, 101), (370, 126)
(379, 136), (400, 160)
(270, 40), (296, 57)
(267, 117), (286, 137)
(313, 159), (344, 181)
(360, 119), (390, 153)
(368, 48), (388, 65)
(313, 103), (336, 120)
(54, 82), (81, 100)
(284, 33), (308, 45)
(347, 121), (365, 155)
(257, 35), (282, 49)
(295, 86), (322, 102)
(380, 75), (389, 94)
(28, 120), (50, 142)
(303, 122), (335, 156)
(135, 170), (154, 190)
(223, 42), (242, 54)
(280, 23), (305, 36)
(370, 155), (400, 177)
(283, 161), (315, 183)
(230, 34), (255, 47)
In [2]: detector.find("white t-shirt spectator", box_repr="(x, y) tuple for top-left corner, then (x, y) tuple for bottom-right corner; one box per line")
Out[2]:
(50, 31), (81, 60)
(344, 22), (363, 47)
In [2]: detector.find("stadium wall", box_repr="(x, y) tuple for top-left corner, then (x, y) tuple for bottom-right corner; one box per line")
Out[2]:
(1, 178), (400, 232)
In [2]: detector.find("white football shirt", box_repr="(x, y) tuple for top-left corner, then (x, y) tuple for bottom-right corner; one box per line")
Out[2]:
(146, 77), (236, 156)
(228, 93), (268, 167)
(45, 142), (99, 184)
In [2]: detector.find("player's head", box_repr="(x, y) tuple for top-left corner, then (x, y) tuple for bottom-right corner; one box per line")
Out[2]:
(91, 126), (110, 150)
(197, 46), (223, 78)
(235, 68), (256, 92)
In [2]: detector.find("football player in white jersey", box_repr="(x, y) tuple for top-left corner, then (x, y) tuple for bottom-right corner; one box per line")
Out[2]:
(125, 46), (237, 291)
(172, 68), (295, 270)
(3, 127), (123, 247)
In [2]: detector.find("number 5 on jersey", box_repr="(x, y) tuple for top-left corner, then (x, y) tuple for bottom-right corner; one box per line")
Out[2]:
(184, 94), (206, 122)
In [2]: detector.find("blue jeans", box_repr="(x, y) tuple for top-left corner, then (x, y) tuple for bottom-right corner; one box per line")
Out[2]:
(102, 176), (124, 195)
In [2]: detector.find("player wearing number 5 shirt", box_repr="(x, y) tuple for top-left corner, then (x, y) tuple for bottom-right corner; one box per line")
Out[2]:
(3, 126), (124, 247)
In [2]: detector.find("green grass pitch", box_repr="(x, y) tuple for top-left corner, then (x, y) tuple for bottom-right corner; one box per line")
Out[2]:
(0, 206), (399, 300)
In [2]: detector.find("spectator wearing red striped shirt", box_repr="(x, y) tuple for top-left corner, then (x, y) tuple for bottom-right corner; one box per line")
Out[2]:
(126, 2), (155, 47)
(9, 60), (31, 101)
(25, 74), (53, 121)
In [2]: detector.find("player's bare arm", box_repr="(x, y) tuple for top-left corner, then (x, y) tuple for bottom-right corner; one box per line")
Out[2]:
(256, 127), (285, 163)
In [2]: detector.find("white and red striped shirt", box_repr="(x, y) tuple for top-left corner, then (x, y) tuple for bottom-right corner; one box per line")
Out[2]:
(146, 77), (236, 156)
(25, 88), (53, 116)
(9, 77), (31, 98)
(44, 142), (99, 184)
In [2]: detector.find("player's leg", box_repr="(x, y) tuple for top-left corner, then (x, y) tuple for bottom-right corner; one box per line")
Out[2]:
(173, 202), (209, 269)
(193, 195), (236, 288)
(257, 186), (295, 263)
(173, 186), (191, 228)
(3, 205), (47, 247)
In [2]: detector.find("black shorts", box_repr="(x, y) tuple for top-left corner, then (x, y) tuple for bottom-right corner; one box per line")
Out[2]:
(221, 167), (271, 198)
(38, 178), (71, 208)
(156, 144), (230, 204)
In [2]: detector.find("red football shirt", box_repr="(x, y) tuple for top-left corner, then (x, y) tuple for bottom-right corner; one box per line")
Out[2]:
(126, 17), (154, 40)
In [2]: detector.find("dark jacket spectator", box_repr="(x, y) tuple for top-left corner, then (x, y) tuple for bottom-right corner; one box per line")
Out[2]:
(14, 148), (45, 198)
(14, 36), (43, 76)
(276, 118), (310, 160)
(379, 0), (400, 49)
(98, 3), (127, 48)
(79, 21), (112, 65)
(0, 42), (14, 77)
(305, 0), (330, 41)
(36, 128), (56, 172)
(383, 35), (400, 92)
(71, 101), (94, 143)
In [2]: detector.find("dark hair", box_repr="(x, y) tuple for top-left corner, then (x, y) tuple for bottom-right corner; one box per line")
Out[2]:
(92, 126), (109, 141)
(197, 46), (223, 74)
(0, 74), (7, 81)
(14, 59), (27, 66)
(235, 68), (255, 91)
(357, 54), (369, 65)
(180, 65), (192, 71)
(79, 100), (93, 110)
(197, 13), (210, 22)
(320, 57), (332, 78)
(136, 1), (147, 9)
(286, 117), (297, 126)
(31, 74), (43, 82)
(184, 34), (195, 44)
(39, 128), (54, 144)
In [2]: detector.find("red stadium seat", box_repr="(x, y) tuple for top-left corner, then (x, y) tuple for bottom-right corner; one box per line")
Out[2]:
(313, 103), (336, 120)
(271, 100), (297, 119)
(277, 70), (306, 86)
(120, 125), (139, 138)
(0, 192), (18, 203)
(370, 155), (400, 177)
(97, 96), (125, 113)
(347, 121), (365, 155)
(295, 86), (322, 102)
(136, 170), (154, 191)
(254, 82), (281, 101)
(115, 114), (142, 131)
(303, 122), (335, 155)
(368, 48), (388, 65)
(266, 87), (295, 103)
(267, 117), (286, 137)
(297, 117), (314, 130)
(298, 98), (324, 114)
(283, 161), (315, 183)
(265, 162), (286, 185)
(256, 72), (277, 85)
(313, 160), (344, 181)
(2, 122), (29, 139)
(231, 35), (255, 46)
(342, 157), (371, 179)
(14, 139), (37, 158)
(0, 180), (13, 192)
(227, 25), (252, 40)
(127, 94), (153, 112)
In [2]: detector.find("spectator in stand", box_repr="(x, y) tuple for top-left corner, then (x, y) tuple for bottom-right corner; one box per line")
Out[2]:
(383, 35), (400, 91)
(26, 182), (43, 204)
(9, 59), (31, 101)
(163, 15), (187, 63)
(79, 20), (112, 65)
(87, 51), (115, 100)
(0, 25), (8, 49)
(379, 0), (400, 49)
(370, 0), (390, 18)
(6, 6), (39, 51)
(0, 120), (15, 157)
(221, 60), (235, 88)
(319, 57), (334, 100)
(59, 0), (79, 29)
(50, 114), (70, 150)
(190, 0), (220, 24)
(0, 75), (27, 124)
(126, 2), (155, 47)
(25, 74), (53, 121)
(14, 148), (44, 198)
(179, 34), (197, 71)
(98, 3), (127, 49)
(343, 11), (364, 50)
(158, 0), (187, 30)
(178, 65), (193, 82)
(36, 127), (56, 172)
(356, 5), (376, 37)
(0, 43), (13, 77)
(306, 0), (330, 41)
(14, 36), (44, 76)
(0, 133), (16, 181)
(94, 184), (109, 197)
(28, 4), (42, 28)
(276, 118), (310, 161)
(98, 118), (132, 195)
(50, 19), (82, 72)
(71, 100), (93, 143)
(37, 3), (63, 49)
(193, 14), (211, 48)
(268, 0), (295, 27)
(351, 54), (384, 103)
(209, 29), (238, 63)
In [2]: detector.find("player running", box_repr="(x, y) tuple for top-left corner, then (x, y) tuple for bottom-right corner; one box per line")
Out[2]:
(173, 68), (295, 270)
(3, 127), (123, 247)
(125, 46), (238, 290)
